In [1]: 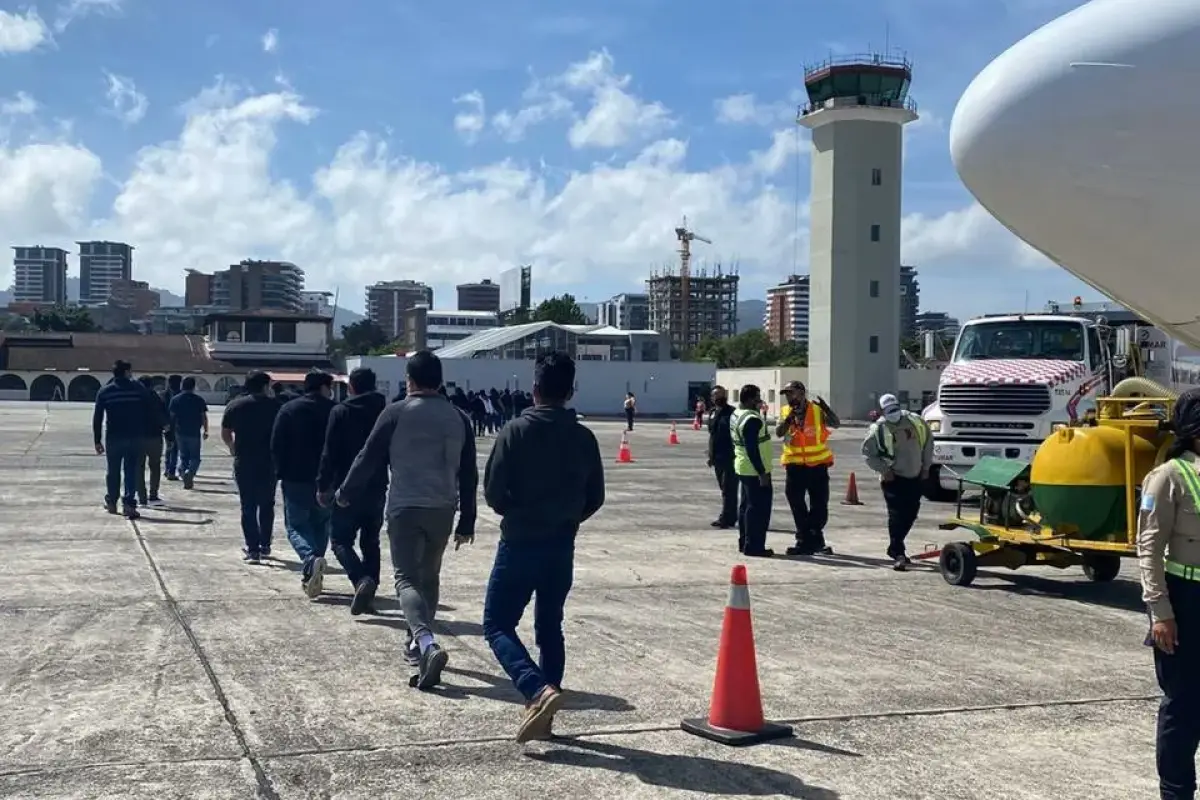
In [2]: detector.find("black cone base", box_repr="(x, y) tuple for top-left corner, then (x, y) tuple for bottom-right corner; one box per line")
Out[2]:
(680, 717), (794, 747)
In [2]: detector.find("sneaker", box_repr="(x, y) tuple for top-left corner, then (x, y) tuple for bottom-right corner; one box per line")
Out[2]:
(165, 474), (179, 482)
(415, 643), (449, 690)
(260, 546), (272, 559)
(710, 519), (733, 529)
(104, 500), (118, 514)
(242, 549), (260, 564)
(148, 496), (164, 506)
(517, 686), (564, 743)
(786, 543), (817, 556)
(744, 548), (774, 558)
(303, 556), (326, 598)
(137, 496), (148, 507)
(403, 634), (420, 667)
(122, 505), (140, 520)
(182, 473), (194, 490)
(350, 577), (377, 616)
(892, 557), (908, 572)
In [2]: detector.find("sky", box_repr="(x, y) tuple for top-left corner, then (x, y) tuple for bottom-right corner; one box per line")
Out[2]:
(0, 0), (1101, 318)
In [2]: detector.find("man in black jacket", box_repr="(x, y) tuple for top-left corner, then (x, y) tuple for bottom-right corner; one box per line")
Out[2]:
(317, 367), (387, 615)
(136, 376), (170, 506)
(706, 385), (737, 529)
(222, 370), (281, 563)
(271, 370), (336, 597)
(481, 351), (605, 743)
(163, 375), (182, 481)
(93, 360), (157, 519)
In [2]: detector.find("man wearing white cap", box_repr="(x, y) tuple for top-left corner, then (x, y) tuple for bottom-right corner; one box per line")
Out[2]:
(862, 393), (933, 570)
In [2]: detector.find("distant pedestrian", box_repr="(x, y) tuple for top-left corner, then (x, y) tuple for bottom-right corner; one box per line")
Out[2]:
(168, 377), (209, 489)
(706, 385), (737, 529)
(482, 351), (605, 742)
(317, 367), (387, 615)
(272, 371), (337, 596)
(93, 360), (156, 519)
(164, 375), (182, 481)
(730, 384), (774, 557)
(136, 375), (170, 506)
(862, 393), (933, 571)
(337, 350), (477, 690)
(623, 392), (636, 431)
(222, 371), (281, 563)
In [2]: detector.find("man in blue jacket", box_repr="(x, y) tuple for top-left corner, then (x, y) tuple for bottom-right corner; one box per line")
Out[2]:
(481, 351), (605, 743)
(317, 367), (387, 615)
(93, 360), (157, 519)
(272, 370), (336, 597)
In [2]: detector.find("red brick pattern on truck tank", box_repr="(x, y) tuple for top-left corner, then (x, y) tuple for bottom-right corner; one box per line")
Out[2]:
(941, 359), (1089, 388)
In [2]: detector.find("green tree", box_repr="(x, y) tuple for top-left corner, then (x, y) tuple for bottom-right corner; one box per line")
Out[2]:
(687, 329), (807, 369)
(532, 294), (588, 325)
(31, 305), (95, 332)
(338, 319), (390, 356)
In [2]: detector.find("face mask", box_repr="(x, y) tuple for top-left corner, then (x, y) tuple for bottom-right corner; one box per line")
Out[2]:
(883, 409), (903, 424)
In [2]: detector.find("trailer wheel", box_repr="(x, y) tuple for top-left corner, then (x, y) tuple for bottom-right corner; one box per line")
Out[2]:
(939, 542), (978, 587)
(1082, 554), (1121, 583)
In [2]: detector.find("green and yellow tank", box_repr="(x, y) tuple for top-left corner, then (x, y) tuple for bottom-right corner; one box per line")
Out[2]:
(1029, 425), (1159, 540)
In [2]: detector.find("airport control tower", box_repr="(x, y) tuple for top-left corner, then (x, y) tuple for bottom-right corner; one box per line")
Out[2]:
(797, 53), (917, 419)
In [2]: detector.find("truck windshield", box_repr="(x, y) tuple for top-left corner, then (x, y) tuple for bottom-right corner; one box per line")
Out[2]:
(953, 321), (1086, 362)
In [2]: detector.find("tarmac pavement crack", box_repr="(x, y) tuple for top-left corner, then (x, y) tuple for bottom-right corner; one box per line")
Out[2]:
(126, 518), (281, 800)
(20, 411), (49, 456)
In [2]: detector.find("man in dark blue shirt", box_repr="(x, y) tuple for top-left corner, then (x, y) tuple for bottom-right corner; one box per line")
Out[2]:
(222, 370), (281, 563)
(164, 375), (182, 481)
(136, 375), (170, 506)
(93, 360), (156, 519)
(169, 376), (209, 489)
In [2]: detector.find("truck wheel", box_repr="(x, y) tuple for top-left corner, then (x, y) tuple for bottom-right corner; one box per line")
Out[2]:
(939, 542), (978, 586)
(922, 466), (957, 503)
(1082, 553), (1121, 583)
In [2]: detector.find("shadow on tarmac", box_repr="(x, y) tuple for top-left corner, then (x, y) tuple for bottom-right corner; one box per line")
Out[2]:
(431, 665), (636, 712)
(525, 738), (840, 798)
(973, 572), (1147, 614)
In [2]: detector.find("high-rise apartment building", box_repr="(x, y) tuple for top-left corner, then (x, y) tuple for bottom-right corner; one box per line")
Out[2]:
(597, 292), (650, 330)
(366, 280), (434, 338)
(301, 290), (334, 318)
(456, 279), (501, 312)
(900, 265), (920, 340)
(109, 278), (161, 318)
(185, 260), (304, 311)
(78, 241), (134, 306)
(764, 275), (811, 345)
(184, 270), (214, 307)
(11, 246), (68, 305)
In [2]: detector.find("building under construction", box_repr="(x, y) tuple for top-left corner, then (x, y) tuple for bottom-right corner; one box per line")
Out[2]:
(646, 219), (739, 355)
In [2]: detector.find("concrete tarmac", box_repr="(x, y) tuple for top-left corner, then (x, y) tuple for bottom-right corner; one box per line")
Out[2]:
(0, 404), (1164, 799)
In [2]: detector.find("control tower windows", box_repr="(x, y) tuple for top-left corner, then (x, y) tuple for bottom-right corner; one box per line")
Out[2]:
(871, 168), (882, 186)
(870, 224), (881, 242)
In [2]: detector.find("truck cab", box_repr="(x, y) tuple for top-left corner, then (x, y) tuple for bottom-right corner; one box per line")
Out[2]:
(921, 314), (1102, 500)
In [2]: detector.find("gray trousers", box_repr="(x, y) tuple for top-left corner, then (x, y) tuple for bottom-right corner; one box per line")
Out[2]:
(388, 507), (456, 640)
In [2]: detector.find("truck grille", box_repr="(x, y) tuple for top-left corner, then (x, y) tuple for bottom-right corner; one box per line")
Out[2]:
(938, 384), (1052, 417)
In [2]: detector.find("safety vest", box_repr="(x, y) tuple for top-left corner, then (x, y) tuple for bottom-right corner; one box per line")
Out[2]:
(731, 407), (773, 477)
(1166, 458), (1200, 581)
(780, 403), (833, 467)
(873, 412), (929, 461)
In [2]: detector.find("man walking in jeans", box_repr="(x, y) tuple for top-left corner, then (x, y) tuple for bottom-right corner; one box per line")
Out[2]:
(222, 371), (281, 563)
(93, 360), (156, 519)
(482, 351), (605, 743)
(136, 376), (170, 506)
(336, 351), (477, 690)
(317, 367), (387, 615)
(272, 371), (336, 596)
(169, 377), (209, 489)
(164, 375), (182, 481)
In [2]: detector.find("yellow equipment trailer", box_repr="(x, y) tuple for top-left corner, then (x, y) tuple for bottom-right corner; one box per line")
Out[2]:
(935, 394), (1176, 587)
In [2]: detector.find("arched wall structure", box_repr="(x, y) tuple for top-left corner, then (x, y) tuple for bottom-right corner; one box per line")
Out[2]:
(0, 374), (27, 391)
(30, 374), (66, 402)
(68, 374), (103, 402)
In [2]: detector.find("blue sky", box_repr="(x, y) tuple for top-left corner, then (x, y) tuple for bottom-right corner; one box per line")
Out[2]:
(0, 0), (1097, 318)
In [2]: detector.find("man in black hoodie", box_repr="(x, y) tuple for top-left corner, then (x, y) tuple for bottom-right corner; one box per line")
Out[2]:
(706, 385), (738, 529)
(317, 367), (387, 615)
(271, 370), (336, 597)
(481, 351), (605, 743)
(222, 370), (281, 563)
(136, 375), (170, 506)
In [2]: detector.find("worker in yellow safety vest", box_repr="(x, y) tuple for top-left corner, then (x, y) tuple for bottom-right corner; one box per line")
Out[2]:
(1137, 387), (1200, 799)
(775, 380), (840, 556)
(861, 393), (932, 571)
(730, 384), (775, 557)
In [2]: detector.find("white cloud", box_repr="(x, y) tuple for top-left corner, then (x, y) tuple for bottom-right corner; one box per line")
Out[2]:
(0, 66), (1038, 306)
(491, 80), (572, 143)
(901, 202), (1050, 270)
(714, 92), (798, 127)
(54, 0), (121, 33)
(0, 8), (50, 53)
(261, 28), (278, 54)
(452, 91), (486, 143)
(103, 71), (148, 125)
(748, 129), (805, 176)
(1, 91), (38, 116)
(561, 50), (673, 149)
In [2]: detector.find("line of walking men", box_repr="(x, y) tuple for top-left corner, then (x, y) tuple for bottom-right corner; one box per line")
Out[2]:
(197, 350), (605, 743)
(706, 380), (933, 570)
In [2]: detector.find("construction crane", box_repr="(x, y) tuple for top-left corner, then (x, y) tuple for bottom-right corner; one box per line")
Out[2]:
(674, 216), (712, 352)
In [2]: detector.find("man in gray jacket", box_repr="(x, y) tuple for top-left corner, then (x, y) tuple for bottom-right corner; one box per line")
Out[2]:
(861, 393), (933, 571)
(336, 351), (478, 690)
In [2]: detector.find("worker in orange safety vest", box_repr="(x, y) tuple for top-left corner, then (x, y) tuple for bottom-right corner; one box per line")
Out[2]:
(775, 380), (840, 556)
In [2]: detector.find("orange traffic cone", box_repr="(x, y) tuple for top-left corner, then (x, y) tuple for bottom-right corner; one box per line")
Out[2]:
(842, 472), (863, 506)
(668, 422), (680, 445)
(681, 565), (793, 746)
(616, 432), (635, 463)
(692, 417), (702, 431)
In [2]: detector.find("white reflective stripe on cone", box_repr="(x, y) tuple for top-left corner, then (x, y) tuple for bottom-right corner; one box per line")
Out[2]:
(727, 583), (751, 611)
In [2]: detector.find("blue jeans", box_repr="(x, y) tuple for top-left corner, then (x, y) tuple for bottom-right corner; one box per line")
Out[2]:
(282, 480), (330, 571)
(104, 437), (141, 507)
(176, 434), (202, 477)
(482, 536), (575, 702)
(165, 437), (178, 477)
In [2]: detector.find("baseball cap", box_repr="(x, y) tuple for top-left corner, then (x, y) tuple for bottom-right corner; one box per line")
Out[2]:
(783, 380), (806, 392)
(879, 393), (901, 413)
